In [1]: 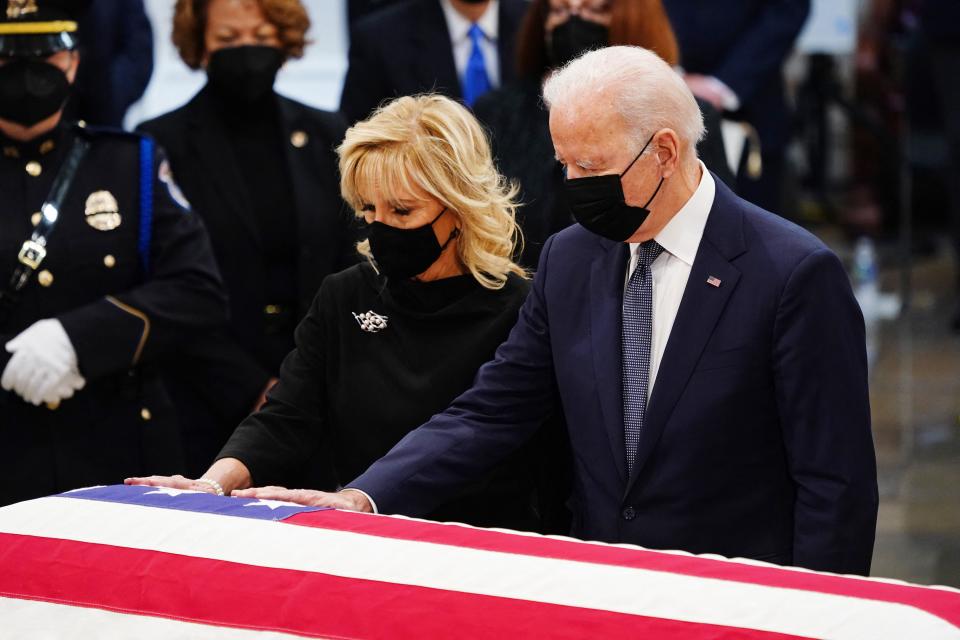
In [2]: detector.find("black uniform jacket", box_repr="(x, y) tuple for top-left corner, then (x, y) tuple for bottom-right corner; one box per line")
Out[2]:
(339, 0), (528, 124)
(0, 123), (228, 506)
(137, 90), (355, 468)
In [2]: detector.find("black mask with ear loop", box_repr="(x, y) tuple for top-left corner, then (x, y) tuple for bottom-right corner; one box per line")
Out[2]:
(562, 134), (665, 242)
(368, 207), (461, 279)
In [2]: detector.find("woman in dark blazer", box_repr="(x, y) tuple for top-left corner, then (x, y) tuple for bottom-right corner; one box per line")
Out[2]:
(137, 0), (355, 477)
(130, 95), (569, 533)
(474, 0), (732, 267)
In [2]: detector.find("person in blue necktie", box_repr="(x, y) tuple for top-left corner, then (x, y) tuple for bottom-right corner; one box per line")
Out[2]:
(339, 0), (527, 123)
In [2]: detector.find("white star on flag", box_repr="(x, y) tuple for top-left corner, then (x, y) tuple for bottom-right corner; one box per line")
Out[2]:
(242, 499), (299, 510)
(144, 488), (204, 497)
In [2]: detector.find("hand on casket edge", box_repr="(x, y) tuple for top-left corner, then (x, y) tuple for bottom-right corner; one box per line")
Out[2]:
(231, 486), (374, 512)
(125, 474), (221, 495)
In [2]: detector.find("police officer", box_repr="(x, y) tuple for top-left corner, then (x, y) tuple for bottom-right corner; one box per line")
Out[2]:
(0, 0), (228, 506)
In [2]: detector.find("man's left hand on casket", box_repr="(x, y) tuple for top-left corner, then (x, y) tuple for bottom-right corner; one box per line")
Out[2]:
(232, 486), (374, 512)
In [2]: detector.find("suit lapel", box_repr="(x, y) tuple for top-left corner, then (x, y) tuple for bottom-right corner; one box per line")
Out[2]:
(625, 179), (747, 493)
(413, 0), (462, 99)
(186, 89), (261, 248)
(590, 238), (631, 483)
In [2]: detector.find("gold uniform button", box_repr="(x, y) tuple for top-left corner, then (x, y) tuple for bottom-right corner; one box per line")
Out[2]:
(140, 408), (152, 421)
(103, 254), (116, 268)
(30, 211), (42, 226)
(25, 161), (42, 177)
(37, 270), (54, 287)
(290, 130), (308, 148)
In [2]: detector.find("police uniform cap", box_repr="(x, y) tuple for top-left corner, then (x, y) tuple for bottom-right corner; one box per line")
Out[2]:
(0, 0), (91, 58)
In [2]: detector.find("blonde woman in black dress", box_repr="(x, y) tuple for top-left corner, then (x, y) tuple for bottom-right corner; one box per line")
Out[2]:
(130, 95), (569, 532)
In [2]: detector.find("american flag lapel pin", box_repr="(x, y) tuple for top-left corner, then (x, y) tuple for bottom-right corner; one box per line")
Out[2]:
(706, 276), (722, 288)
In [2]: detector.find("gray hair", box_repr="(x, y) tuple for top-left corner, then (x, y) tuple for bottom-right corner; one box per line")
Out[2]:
(542, 46), (705, 158)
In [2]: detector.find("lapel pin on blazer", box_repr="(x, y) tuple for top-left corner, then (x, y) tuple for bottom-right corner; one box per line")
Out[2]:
(707, 276), (722, 288)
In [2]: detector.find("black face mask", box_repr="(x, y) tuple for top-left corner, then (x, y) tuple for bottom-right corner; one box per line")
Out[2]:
(368, 207), (460, 280)
(206, 45), (283, 104)
(0, 58), (71, 127)
(547, 16), (609, 68)
(563, 134), (665, 242)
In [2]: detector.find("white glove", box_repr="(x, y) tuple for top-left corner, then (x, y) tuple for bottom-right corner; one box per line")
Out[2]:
(2, 319), (86, 406)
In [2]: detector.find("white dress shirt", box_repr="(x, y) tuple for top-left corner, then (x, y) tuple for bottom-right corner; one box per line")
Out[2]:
(439, 0), (501, 89)
(625, 163), (715, 396)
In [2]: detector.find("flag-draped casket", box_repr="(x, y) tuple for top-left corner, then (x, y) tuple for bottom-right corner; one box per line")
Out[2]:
(1, 485), (958, 639)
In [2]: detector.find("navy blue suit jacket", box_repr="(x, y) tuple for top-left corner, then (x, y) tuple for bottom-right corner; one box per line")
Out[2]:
(353, 177), (878, 575)
(664, 0), (810, 151)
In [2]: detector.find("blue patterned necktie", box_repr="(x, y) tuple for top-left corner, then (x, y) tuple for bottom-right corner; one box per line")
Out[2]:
(622, 240), (664, 476)
(463, 23), (492, 107)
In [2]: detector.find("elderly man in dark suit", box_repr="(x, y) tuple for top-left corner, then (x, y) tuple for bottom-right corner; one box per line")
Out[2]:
(340, 0), (527, 124)
(235, 46), (879, 576)
(663, 0), (810, 213)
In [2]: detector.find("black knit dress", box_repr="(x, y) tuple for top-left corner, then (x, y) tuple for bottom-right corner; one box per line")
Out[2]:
(219, 263), (568, 531)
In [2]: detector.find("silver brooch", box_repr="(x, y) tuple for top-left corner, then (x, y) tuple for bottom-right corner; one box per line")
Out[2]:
(352, 310), (389, 333)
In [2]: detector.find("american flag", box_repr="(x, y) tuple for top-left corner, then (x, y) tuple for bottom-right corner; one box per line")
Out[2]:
(0, 485), (958, 639)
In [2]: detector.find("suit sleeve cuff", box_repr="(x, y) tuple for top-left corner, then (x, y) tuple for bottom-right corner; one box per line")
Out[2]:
(342, 487), (378, 514)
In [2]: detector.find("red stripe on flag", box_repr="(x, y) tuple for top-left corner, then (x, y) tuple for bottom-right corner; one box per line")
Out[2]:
(287, 510), (960, 629)
(0, 532), (809, 640)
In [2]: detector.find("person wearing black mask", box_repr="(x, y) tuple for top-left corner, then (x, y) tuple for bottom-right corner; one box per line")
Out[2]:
(130, 95), (571, 535)
(136, 0), (356, 479)
(474, 0), (731, 267)
(0, 0), (228, 506)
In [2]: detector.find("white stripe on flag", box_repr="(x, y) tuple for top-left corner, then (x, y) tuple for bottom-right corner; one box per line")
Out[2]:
(0, 596), (308, 640)
(1, 497), (957, 640)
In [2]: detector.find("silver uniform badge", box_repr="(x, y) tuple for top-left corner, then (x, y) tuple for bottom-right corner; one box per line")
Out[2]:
(84, 190), (122, 231)
(353, 310), (389, 333)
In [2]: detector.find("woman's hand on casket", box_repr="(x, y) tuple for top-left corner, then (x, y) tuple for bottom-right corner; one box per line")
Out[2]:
(125, 458), (252, 495)
(231, 486), (374, 512)
(124, 474), (218, 494)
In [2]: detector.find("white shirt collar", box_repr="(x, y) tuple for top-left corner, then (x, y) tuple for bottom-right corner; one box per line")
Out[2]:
(630, 162), (715, 267)
(440, 0), (500, 44)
